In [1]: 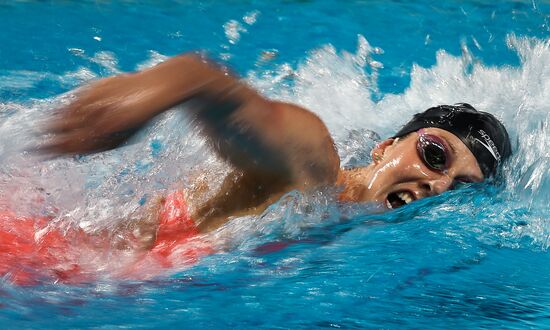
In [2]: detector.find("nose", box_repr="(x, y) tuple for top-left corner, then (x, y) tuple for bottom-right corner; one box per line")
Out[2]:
(421, 175), (453, 196)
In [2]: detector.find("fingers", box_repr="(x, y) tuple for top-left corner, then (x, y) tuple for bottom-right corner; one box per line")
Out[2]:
(40, 126), (139, 156)
(46, 100), (98, 134)
(38, 74), (146, 156)
(46, 114), (86, 135)
(44, 78), (117, 135)
(40, 96), (109, 155)
(38, 111), (93, 155)
(39, 129), (96, 155)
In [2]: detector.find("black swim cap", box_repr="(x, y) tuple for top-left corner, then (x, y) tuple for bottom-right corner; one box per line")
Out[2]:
(394, 103), (512, 177)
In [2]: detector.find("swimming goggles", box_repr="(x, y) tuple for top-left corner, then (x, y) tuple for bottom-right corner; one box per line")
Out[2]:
(416, 129), (450, 173)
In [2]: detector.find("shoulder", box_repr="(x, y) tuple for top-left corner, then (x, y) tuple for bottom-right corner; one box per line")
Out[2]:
(269, 101), (340, 187)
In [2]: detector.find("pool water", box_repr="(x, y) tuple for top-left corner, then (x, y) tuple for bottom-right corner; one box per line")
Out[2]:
(0, 0), (549, 328)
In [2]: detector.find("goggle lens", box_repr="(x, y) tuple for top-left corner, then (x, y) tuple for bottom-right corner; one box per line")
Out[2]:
(417, 133), (449, 172)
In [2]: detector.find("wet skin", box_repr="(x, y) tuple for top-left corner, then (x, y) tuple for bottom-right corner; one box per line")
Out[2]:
(337, 128), (484, 209)
(43, 53), (485, 236)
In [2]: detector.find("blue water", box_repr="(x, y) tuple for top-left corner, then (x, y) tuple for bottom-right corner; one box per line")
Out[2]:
(1, 0), (549, 329)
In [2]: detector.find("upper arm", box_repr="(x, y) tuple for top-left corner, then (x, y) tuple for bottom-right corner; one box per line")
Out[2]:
(265, 102), (340, 187)
(200, 96), (340, 189)
(138, 54), (341, 186)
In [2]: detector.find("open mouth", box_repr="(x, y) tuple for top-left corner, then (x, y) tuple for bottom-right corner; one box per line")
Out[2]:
(385, 190), (416, 209)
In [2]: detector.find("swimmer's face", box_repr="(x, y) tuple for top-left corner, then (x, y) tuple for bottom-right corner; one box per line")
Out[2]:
(338, 127), (484, 209)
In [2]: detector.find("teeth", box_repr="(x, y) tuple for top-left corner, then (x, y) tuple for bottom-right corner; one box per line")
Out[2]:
(397, 192), (414, 204)
(385, 199), (393, 209)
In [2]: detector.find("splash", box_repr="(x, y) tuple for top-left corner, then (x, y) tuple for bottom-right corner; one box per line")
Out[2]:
(220, 10), (261, 60)
(247, 33), (550, 249)
(0, 33), (549, 283)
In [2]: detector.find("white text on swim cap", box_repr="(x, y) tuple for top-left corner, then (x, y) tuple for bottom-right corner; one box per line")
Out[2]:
(475, 129), (502, 163)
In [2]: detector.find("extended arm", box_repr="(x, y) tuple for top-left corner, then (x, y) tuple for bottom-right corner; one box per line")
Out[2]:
(46, 54), (339, 188)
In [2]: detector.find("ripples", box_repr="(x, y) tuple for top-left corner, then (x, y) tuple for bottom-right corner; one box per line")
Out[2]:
(0, 1), (549, 327)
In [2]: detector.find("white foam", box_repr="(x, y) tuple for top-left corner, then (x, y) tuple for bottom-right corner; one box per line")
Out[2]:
(243, 10), (260, 26)
(224, 19), (246, 45)
(245, 33), (550, 247)
(0, 33), (549, 277)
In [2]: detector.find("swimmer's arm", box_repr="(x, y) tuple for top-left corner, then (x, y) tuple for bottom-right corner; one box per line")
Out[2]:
(46, 54), (339, 186)
(198, 99), (340, 188)
(178, 56), (340, 187)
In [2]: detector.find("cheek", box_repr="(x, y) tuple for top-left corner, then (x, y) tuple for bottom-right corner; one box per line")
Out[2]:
(366, 158), (403, 194)
(376, 153), (408, 179)
(401, 161), (429, 177)
(385, 148), (429, 177)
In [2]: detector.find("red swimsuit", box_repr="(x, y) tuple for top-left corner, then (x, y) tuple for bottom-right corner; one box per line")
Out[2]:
(0, 191), (213, 285)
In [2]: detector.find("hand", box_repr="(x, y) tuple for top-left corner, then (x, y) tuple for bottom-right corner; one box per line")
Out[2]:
(41, 54), (245, 156)
(43, 74), (162, 155)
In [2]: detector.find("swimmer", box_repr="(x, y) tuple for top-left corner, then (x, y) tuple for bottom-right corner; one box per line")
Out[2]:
(43, 54), (512, 235)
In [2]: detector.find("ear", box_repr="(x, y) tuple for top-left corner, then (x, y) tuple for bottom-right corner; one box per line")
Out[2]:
(371, 138), (395, 163)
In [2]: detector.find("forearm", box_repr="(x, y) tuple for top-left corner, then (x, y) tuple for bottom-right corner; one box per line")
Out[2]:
(151, 57), (339, 183)
(43, 53), (260, 154)
(46, 53), (339, 187)
(114, 55), (291, 176)
(140, 55), (292, 176)
(130, 54), (259, 118)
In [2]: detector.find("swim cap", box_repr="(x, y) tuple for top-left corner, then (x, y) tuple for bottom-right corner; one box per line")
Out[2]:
(394, 103), (512, 177)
